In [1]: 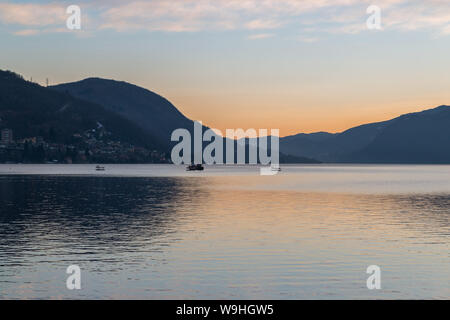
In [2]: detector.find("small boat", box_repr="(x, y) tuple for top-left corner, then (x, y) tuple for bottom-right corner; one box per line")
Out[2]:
(186, 164), (204, 171)
(95, 165), (105, 171)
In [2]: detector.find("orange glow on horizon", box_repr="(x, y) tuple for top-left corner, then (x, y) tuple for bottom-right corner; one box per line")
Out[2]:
(170, 96), (450, 137)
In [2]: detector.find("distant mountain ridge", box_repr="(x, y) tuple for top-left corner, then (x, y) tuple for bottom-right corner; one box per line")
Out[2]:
(51, 76), (319, 164)
(20, 70), (450, 164)
(280, 105), (450, 163)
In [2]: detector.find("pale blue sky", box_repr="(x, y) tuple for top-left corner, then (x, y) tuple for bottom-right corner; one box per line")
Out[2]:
(1, 0), (450, 135)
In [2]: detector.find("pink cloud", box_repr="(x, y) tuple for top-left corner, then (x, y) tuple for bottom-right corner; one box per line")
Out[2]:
(0, 2), (65, 26)
(0, 0), (449, 37)
(13, 29), (40, 36)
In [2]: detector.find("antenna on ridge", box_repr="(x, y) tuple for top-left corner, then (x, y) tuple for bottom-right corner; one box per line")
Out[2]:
(46, 78), (49, 87)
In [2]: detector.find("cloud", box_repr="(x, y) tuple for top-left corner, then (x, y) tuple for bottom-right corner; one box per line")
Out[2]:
(248, 33), (274, 40)
(245, 19), (284, 30)
(442, 25), (450, 35)
(13, 29), (40, 36)
(381, 2), (450, 35)
(95, 0), (450, 37)
(97, 0), (360, 32)
(0, 0), (450, 37)
(0, 2), (65, 26)
(0, 2), (94, 36)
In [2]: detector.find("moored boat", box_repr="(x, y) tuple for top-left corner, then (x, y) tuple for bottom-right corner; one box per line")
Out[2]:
(186, 164), (204, 171)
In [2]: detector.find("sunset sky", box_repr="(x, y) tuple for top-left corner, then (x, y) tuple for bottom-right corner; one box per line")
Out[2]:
(1, 0), (450, 136)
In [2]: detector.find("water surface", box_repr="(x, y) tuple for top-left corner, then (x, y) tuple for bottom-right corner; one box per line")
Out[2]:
(0, 164), (449, 299)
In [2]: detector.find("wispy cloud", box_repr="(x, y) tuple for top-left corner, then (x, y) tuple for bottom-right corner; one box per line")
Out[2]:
(13, 29), (40, 36)
(0, 0), (449, 37)
(245, 19), (283, 30)
(443, 24), (450, 35)
(97, 0), (359, 32)
(248, 33), (274, 40)
(0, 1), (93, 35)
(0, 2), (65, 26)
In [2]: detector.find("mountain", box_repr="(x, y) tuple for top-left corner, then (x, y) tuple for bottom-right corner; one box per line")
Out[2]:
(0, 70), (316, 164)
(51, 78), (195, 148)
(281, 122), (391, 162)
(4, 70), (449, 164)
(281, 105), (450, 163)
(52, 77), (319, 164)
(0, 70), (165, 160)
(349, 106), (450, 163)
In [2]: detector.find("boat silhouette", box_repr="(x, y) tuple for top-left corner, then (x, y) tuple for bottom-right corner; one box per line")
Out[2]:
(186, 164), (204, 171)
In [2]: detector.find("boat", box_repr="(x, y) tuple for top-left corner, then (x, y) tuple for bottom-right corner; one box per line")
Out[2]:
(95, 165), (105, 171)
(186, 164), (204, 171)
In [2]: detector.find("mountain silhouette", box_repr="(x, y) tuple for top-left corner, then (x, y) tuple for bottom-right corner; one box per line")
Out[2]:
(16, 70), (449, 164)
(51, 78), (195, 148)
(0, 70), (163, 151)
(281, 105), (450, 163)
(52, 77), (318, 163)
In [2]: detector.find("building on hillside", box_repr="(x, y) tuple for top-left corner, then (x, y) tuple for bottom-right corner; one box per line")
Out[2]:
(1, 129), (13, 145)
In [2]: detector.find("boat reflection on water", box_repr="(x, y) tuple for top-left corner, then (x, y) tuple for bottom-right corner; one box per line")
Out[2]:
(271, 165), (281, 172)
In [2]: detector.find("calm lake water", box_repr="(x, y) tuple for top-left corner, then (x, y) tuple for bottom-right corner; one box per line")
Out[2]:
(0, 164), (449, 299)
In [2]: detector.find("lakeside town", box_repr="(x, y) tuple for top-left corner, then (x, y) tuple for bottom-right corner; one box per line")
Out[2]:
(0, 126), (168, 164)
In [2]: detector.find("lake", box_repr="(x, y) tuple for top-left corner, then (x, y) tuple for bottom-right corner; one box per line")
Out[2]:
(0, 164), (449, 299)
